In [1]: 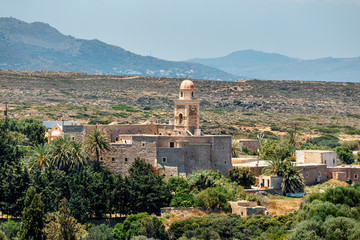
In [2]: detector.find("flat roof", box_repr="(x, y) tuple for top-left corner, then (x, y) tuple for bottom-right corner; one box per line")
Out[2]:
(296, 150), (335, 153)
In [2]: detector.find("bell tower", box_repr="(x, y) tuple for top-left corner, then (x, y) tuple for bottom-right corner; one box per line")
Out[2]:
(174, 80), (201, 135)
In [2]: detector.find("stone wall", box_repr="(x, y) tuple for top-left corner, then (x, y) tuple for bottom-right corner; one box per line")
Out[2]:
(63, 125), (84, 142)
(239, 140), (260, 152)
(83, 125), (159, 142)
(298, 164), (327, 185)
(327, 166), (360, 183)
(157, 147), (185, 177)
(212, 136), (232, 175)
(99, 136), (158, 175)
(296, 150), (337, 167)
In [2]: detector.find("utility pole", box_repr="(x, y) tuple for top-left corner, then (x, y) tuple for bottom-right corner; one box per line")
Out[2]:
(4, 103), (8, 130)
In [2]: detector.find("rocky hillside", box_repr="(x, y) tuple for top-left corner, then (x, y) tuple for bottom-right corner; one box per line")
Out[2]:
(0, 17), (238, 81)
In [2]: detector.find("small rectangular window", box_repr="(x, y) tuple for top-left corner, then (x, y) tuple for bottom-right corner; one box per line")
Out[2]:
(318, 172), (321, 177)
(305, 172), (309, 178)
(116, 137), (119, 142)
(125, 158), (128, 162)
(72, 136), (75, 140)
(162, 157), (167, 163)
(224, 161), (227, 164)
(112, 157), (115, 162)
(355, 174), (358, 179)
(169, 142), (175, 148)
(100, 157), (103, 161)
(142, 142), (146, 148)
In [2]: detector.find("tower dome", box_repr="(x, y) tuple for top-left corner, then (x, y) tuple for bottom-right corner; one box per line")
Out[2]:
(180, 80), (195, 90)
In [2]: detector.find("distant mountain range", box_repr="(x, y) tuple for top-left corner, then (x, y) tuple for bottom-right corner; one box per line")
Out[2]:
(1, 17), (359, 82)
(189, 50), (360, 82)
(0, 17), (237, 81)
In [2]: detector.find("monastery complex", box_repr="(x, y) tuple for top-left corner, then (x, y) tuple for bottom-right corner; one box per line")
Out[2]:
(47, 80), (232, 177)
(46, 80), (360, 186)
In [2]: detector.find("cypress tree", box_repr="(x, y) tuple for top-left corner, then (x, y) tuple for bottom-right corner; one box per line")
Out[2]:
(19, 187), (45, 240)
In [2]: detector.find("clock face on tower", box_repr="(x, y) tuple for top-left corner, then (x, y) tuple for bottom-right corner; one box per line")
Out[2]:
(190, 106), (197, 115)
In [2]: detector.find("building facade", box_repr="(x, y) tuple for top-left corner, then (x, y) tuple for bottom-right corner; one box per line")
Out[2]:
(53, 80), (232, 177)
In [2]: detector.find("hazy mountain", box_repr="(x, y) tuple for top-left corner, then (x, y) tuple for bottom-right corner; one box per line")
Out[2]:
(0, 17), (238, 81)
(189, 50), (360, 82)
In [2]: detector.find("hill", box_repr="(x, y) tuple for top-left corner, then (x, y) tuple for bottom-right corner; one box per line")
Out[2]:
(189, 49), (360, 82)
(1, 70), (360, 140)
(0, 17), (238, 81)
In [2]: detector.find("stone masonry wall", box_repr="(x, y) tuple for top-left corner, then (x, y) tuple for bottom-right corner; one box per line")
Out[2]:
(99, 136), (157, 175)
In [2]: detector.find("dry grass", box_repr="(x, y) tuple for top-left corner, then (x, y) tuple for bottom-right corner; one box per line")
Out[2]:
(263, 195), (304, 216)
(305, 179), (348, 195)
(161, 208), (219, 229)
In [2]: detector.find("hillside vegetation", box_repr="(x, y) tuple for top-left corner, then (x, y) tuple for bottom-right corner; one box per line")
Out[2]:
(1, 70), (360, 141)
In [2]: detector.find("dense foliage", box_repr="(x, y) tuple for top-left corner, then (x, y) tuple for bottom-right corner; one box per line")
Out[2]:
(168, 214), (294, 240)
(1, 117), (360, 239)
(226, 168), (256, 189)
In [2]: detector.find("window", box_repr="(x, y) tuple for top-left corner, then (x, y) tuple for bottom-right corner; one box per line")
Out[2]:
(116, 137), (119, 142)
(142, 142), (146, 148)
(162, 157), (167, 163)
(318, 172), (321, 177)
(169, 142), (175, 148)
(305, 172), (309, 178)
(333, 159), (335, 164)
(355, 174), (358, 179)
(179, 113), (183, 124)
(100, 157), (103, 160)
(125, 158), (128, 162)
(191, 92), (194, 98)
(72, 136), (75, 140)
(180, 91), (183, 98)
(224, 161), (227, 164)
(112, 157), (115, 162)
(325, 160), (327, 164)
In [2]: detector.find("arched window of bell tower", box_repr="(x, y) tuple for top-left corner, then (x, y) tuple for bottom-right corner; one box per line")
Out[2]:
(180, 91), (183, 98)
(191, 91), (194, 98)
(179, 113), (183, 124)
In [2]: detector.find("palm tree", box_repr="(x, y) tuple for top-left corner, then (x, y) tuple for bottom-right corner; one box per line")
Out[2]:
(50, 136), (89, 172)
(50, 135), (74, 171)
(281, 161), (304, 194)
(84, 128), (110, 166)
(261, 158), (286, 177)
(69, 141), (88, 171)
(27, 143), (51, 172)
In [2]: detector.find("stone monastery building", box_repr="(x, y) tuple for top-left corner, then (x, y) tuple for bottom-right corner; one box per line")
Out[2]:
(48, 80), (232, 177)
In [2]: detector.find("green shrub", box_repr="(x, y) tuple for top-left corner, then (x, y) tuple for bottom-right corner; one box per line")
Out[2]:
(195, 187), (234, 212)
(85, 224), (113, 240)
(0, 231), (6, 240)
(336, 146), (355, 164)
(307, 135), (340, 148)
(0, 220), (20, 240)
(226, 168), (256, 189)
(170, 193), (196, 207)
(113, 213), (168, 240)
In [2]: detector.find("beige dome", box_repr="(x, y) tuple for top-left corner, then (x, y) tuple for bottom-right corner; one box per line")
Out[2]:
(52, 130), (61, 137)
(180, 80), (194, 90)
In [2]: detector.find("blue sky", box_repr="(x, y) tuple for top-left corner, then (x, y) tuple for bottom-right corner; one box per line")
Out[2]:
(1, 0), (360, 61)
